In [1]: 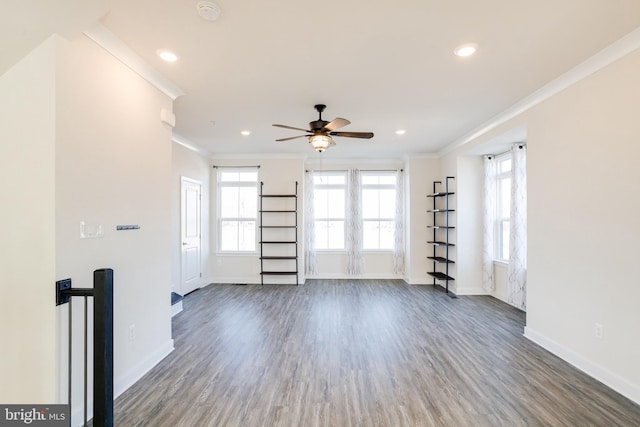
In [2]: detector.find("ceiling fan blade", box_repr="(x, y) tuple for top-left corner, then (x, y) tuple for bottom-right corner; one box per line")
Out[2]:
(329, 131), (374, 139)
(324, 118), (350, 131)
(272, 124), (312, 133)
(276, 135), (308, 142)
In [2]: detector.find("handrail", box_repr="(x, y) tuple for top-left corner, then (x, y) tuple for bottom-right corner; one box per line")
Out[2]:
(56, 268), (114, 427)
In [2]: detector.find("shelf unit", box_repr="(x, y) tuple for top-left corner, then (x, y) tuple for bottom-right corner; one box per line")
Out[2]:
(427, 176), (456, 297)
(259, 181), (299, 285)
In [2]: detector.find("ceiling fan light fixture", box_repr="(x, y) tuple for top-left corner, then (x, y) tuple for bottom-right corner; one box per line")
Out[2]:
(309, 134), (333, 152)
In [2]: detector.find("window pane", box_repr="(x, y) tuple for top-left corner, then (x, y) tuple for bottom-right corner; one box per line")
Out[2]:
(220, 187), (239, 217)
(314, 189), (329, 218)
(220, 171), (239, 182)
(499, 177), (511, 218)
(315, 221), (328, 249)
(379, 189), (395, 218)
(362, 175), (378, 185)
(379, 175), (396, 185)
(327, 175), (345, 185)
(239, 171), (258, 182)
(363, 221), (379, 249)
(499, 159), (512, 173)
(326, 189), (345, 218)
(238, 221), (255, 251)
(238, 187), (257, 218)
(362, 189), (379, 219)
(500, 220), (510, 260)
(327, 221), (344, 249)
(220, 221), (238, 250)
(314, 174), (345, 185)
(379, 221), (394, 249)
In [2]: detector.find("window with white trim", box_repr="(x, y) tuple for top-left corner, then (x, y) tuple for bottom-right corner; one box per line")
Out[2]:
(496, 155), (511, 261)
(361, 172), (396, 250)
(218, 168), (258, 252)
(313, 172), (346, 250)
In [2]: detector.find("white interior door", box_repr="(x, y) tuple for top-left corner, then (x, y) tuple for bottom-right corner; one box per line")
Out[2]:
(181, 177), (202, 294)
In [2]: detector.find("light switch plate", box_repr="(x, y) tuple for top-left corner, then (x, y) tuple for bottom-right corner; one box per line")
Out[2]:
(80, 221), (104, 239)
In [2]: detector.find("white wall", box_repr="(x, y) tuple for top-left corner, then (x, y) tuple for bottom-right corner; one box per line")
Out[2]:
(441, 47), (640, 404)
(405, 156), (440, 284)
(492, 262), (509, 303)
(171, 142), (211, 293)
(524, 49), (640, 402)
(0, 36), (57, 403)
(1, 31), (176, 411)
(53, 34), (175, 420)
(454, 156), (484, 295)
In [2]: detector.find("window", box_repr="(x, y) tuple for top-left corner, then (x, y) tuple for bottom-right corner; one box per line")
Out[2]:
(218, 168), (258, 252)
(361, 172), (396, 250)
(313, 172), (346, 250)
(496, 155), (511, 261)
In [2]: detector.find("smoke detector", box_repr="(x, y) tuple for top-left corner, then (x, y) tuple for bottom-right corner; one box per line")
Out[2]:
(197, 1), (221, 21)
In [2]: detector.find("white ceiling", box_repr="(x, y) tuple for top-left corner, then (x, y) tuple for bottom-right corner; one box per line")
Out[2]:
(4, 1), (640, 158)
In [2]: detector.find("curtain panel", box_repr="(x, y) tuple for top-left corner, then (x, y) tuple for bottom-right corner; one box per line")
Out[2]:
(482, 155), (497, 292)
(507, 144), (527, 310)
(304, 170), (317, 275)
(346, 169), (363, 275)
(393, 170), (405, 275)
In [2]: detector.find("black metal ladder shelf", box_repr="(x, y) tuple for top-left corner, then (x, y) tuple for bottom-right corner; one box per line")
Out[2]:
(427, 176), (456, 297)
(259, 181), (299, 285)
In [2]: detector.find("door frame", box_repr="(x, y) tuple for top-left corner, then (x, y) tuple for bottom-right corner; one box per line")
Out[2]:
(180, 176), (202, 295)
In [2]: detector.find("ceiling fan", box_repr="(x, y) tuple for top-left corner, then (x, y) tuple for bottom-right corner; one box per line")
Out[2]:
(273, 104), (374, 152)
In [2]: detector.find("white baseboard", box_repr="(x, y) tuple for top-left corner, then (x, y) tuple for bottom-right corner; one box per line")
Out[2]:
(114, 339), (174, 399)
(305, 274), (402, 280)
(403, 276), (430, 285)
(455, 286), (490, 296)
(70, 339), (174, 426)
(209, 275), (261, 284)
(171, 300), (183, 317)
(524, 326), (640, 405)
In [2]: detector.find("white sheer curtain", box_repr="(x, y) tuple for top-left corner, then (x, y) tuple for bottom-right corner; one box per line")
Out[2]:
(482, 155), (497, 292)
(507, 144), (527, 310)
(304, 170), (317, 275)
(346, 169), (363, 275)
(393, 170), (405, 275)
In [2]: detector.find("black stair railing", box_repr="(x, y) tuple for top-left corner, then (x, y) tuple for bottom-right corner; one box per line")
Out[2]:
(56, 268), (114, 427)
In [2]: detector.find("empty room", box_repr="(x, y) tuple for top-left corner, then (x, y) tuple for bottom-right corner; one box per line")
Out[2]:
(2, 1), (640, 426)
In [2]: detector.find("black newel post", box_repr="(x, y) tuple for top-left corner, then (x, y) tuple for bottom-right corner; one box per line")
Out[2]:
(93, 268), (114, 427)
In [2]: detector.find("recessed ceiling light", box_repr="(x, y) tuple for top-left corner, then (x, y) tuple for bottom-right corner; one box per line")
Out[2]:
(395, 129), (406, 135)
(156, 49), (178, 62)
(241, 130), (251, 136)
(454, 43), (478, 57)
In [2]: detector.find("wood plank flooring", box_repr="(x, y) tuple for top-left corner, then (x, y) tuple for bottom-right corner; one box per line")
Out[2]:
(113, 280), (640, 426)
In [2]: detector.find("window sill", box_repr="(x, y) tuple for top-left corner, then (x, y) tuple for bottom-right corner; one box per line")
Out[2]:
(493, 259), (508, 267)
(216, 251), (258, 257)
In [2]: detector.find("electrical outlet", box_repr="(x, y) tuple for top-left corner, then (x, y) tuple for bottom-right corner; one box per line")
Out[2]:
(129, 324), (136, 341)
(595, 323), (603, 339)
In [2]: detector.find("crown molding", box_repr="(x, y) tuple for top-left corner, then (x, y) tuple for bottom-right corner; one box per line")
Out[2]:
(439, 26), (640, 157)
(172, 132), (212, 157)
(212, 152), (308, 160)
(83, 23), (184, 100)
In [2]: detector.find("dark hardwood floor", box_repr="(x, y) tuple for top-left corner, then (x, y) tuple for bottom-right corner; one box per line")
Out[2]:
(113, 280), (640, 426)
